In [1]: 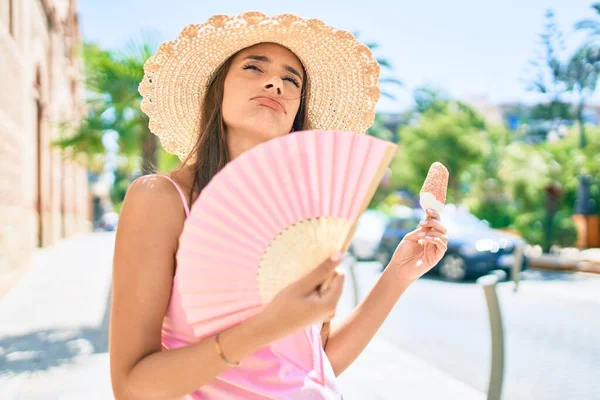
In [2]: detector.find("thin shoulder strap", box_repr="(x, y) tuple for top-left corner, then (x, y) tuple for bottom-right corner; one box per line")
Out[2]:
(157, 175), (191, 218)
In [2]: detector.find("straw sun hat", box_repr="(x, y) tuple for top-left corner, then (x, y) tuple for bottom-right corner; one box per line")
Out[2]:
(138, 11), (382, 161)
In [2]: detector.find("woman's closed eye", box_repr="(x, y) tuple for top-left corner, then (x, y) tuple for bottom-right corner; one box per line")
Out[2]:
(283, 75), (300, 88)
(242, 63), (262, 73)
(242, 64), (301, 88)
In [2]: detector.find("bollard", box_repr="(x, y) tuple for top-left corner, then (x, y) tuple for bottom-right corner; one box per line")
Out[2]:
(477, 270), (506, 400)
(512, 244), (524, 292)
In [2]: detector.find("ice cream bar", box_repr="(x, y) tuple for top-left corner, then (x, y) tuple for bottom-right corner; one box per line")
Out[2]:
(419, 162), (449, 213)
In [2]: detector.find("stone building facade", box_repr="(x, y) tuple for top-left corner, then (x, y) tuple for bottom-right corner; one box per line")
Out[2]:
(0, 0), (91, 293)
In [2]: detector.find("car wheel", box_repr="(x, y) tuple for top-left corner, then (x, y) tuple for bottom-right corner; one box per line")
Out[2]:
(438, 254), (468, 281)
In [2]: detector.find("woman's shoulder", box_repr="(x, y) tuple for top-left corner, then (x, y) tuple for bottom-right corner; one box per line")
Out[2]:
(127, 174), (181, 202)
(120, 174), (189, 230)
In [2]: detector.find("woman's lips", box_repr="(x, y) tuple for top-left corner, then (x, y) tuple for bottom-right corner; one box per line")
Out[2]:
(253, 96), (286, 114)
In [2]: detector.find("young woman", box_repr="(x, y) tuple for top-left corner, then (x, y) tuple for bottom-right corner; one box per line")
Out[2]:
(109, 12), (448, 400)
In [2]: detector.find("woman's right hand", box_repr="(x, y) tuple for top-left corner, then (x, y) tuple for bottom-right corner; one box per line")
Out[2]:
(258, 252), (346, 339)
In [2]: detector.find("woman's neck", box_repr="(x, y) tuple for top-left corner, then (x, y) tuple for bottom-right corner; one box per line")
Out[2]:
(227, 126), (284, 160)
(227, 134), (263, 160)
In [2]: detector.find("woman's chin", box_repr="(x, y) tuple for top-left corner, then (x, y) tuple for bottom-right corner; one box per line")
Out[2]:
(249, 123), (290, 142)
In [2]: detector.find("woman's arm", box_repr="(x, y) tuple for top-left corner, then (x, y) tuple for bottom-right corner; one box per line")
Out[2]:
(324, 209), (448, 376)
(109, 177), (283, 400)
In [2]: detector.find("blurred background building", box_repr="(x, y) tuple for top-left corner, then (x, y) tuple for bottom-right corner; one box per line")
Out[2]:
(0, 0), (91, 292)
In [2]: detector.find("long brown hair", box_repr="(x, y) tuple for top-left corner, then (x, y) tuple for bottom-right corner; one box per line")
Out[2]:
(179, 49), (332, 347)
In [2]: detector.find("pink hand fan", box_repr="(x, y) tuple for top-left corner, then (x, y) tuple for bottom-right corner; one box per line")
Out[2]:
(175, 130), (396, 381)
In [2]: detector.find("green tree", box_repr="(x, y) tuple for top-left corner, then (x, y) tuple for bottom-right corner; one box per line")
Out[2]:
(523, 7), (600, 232)
(464, 125), (513, 228)
(367, 114), (395, 142)
(412, 86), (450, 114)
(495, 129), (596, 248)
(390, 101), (485, 204)
(393, 86), (452, 129)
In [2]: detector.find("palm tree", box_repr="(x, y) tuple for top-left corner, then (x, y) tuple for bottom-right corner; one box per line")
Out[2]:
(564, 46), (600, 149)
(354, 33), (402, 101)
(571, 3), (600, 148)
(54, 99), (108, 174)
(525, 9), (572, 140)
(95, 37), (159, 174)
(352, 33), (402, 141)
(56, 35), (161, 176)
(575, 3), (600, 43)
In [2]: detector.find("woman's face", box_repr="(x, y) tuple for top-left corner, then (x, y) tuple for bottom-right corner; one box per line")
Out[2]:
(222, 43), (304, 143)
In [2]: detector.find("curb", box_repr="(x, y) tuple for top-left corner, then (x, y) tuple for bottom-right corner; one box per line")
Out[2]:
(577, 261), (600, 274)
(529, 255), (600, 274)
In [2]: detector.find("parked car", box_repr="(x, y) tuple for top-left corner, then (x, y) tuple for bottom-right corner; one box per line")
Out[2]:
(348, 209), (389, 261)
(98, 211), (119, 232)
(374, 208), (423, 267)
(376, 205), (528, 281)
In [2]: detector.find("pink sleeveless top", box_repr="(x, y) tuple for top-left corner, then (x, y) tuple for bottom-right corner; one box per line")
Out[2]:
(158, 175), (343, 399)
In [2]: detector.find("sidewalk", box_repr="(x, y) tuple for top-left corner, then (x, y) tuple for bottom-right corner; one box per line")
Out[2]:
(0, 232), (114, 399)
(0, 232), (484, 399)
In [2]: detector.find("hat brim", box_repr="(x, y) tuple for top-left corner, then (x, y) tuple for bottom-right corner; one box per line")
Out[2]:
(139, 12), (381, 161)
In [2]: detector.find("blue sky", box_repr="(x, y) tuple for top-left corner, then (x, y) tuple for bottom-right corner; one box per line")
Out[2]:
(78, 0), (596, 112)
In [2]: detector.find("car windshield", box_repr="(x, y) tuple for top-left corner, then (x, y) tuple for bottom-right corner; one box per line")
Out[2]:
(441, 205), (488, 233)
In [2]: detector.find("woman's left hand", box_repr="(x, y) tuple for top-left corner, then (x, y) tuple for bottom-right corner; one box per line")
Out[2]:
(387, 208), (449, 283)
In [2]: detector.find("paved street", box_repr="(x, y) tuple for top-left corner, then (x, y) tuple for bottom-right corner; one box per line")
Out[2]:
(350, 261), (600, 400)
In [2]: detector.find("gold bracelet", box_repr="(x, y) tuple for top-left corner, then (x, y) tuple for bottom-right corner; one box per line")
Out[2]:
(215, 332), (241, 367)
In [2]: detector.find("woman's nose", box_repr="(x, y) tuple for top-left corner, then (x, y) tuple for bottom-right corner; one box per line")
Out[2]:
(263, 76), (283, 95)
